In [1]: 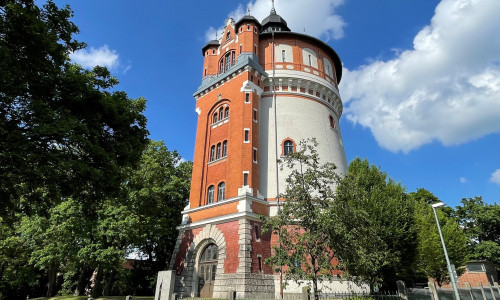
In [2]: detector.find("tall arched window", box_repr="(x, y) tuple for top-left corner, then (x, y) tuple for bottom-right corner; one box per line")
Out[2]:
(329, 115), (335, 128)
(216, 143), (221, 159)
(213, 112), (218, 124)
(284, 140), (294, 155)
(222, 140), (227, 157)
(207, 185), (215, 204)
(225, 107), (229, 118)
(218, 182), (225, 201)
(210, 145), (215, 161)
(219, 107), (224, 118)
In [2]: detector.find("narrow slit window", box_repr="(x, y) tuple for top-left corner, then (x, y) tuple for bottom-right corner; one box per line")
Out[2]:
(243, 173), (249, 186)
(308, 54), (312, 66)
(210, 145), (215, 161)
(225, 107), (229, 118)
(218, 182), (225, 201)
(222, 140), (227, 157)
(245, 93), (250, 103)
(282, 50), (286, 62)
(255, 225), (260, 240)
(216, 143), (221, 159)
(253, 148), (257, 162)
(253, 109), (257, 121)
(244, 129), (249, 142)
(258, 256), (262, 272)
(207, 185), (214, 204)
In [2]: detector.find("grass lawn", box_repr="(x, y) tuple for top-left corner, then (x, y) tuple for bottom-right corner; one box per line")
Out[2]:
(31, 296), (154, 300)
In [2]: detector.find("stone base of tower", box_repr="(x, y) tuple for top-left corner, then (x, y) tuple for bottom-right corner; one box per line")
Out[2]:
(168, 195), (276, 298)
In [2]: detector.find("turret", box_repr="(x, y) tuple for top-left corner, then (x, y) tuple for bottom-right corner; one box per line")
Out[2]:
(202, 40), (220, 77)
(235, 14), (261, 57)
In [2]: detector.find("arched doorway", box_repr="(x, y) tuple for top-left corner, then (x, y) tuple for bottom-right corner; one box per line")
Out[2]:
(198, 243), (218, 297)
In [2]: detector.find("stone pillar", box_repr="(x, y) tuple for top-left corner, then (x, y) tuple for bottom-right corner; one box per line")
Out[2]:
(237, 218), (253, 274)
(155, 271), (176, 300)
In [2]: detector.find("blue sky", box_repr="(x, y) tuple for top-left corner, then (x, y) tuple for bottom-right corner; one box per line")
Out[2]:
(55, 0), (500, 207)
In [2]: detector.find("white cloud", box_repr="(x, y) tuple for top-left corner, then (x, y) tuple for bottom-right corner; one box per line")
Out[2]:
(460, 177), (467, 183)
(490, 169), (500, 185)
(70, 44), (120, 70)
(205, 0), (346, 42)
(340, 0), (500, 153)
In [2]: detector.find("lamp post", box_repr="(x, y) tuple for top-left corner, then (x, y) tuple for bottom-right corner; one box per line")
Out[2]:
(431, 202), (460, 300)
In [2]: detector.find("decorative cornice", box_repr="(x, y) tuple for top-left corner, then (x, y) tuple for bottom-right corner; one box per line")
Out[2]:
(264, 73), (343, 118)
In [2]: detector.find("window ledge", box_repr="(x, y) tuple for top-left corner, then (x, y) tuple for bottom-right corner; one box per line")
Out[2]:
(208, 157), (227, 165)
(211, 117), (229, 129)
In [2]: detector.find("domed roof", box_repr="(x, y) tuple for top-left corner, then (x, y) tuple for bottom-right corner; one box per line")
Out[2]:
(261, 7), (290, 33)
(235, 15), (261, 29)
(201, 40), (220, 56)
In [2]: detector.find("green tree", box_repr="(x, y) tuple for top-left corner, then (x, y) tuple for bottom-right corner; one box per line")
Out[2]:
(263, 139), (342, 300)
(330, 158), (416, 291)
(413, 198), (468, 286)
(126, 140), (192, 293)
(0, 0), (148, 221)
(0, 218), (45, 300)
(455, 197), (500, 272)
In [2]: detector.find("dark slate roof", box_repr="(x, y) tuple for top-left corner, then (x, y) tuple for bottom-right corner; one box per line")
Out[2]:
(235, 15), (261, 30)
(201, 40), (220, 56)
(261, 8), (290, 32)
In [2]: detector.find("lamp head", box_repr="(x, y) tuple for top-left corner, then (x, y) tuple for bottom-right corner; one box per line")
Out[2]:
(431, 202), (445, 208)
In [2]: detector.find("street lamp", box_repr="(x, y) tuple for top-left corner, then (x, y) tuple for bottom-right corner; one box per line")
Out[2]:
(431, 202), (460, 300)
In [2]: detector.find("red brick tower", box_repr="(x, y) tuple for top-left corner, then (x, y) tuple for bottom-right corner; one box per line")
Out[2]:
(169, 8), (347, 298)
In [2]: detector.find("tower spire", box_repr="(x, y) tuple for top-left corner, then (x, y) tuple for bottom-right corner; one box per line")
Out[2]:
(271, 0), (276, 14)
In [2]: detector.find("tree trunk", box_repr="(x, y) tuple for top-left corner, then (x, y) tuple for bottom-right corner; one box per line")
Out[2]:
(74, 265), (92, 296)
(312, 257), (319, 300)
(0, 262), (5, 284)
(103, 269), (116, 296)
(91, 266), (104, 298)
(312, 277), (319, 300)
(46, 263), (57, 297)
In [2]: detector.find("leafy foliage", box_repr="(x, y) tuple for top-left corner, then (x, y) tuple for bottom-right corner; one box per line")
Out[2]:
(125, 140), (192, 292)
(412, 197), (468, 286)
(263, 139), (341, 300)
(331, 158), (416, 291)
(455, 197), (500, 272)
(0, 0), (148, 220)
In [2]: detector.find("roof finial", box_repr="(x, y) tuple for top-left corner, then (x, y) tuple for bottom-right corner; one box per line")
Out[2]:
(247, 7), (251, 15)
(271, 0), (276, 14)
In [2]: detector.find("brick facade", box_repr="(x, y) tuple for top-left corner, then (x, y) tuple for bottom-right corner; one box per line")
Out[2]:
(169, 8), (350, 298)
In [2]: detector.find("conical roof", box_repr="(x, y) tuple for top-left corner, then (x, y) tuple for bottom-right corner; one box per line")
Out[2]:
(235, 15), (261, 30)
(261, 7), (290, 32)
(201, 39), (220, 55)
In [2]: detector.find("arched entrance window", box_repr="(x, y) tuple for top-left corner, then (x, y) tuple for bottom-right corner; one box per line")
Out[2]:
(198, 243), (218, 297)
